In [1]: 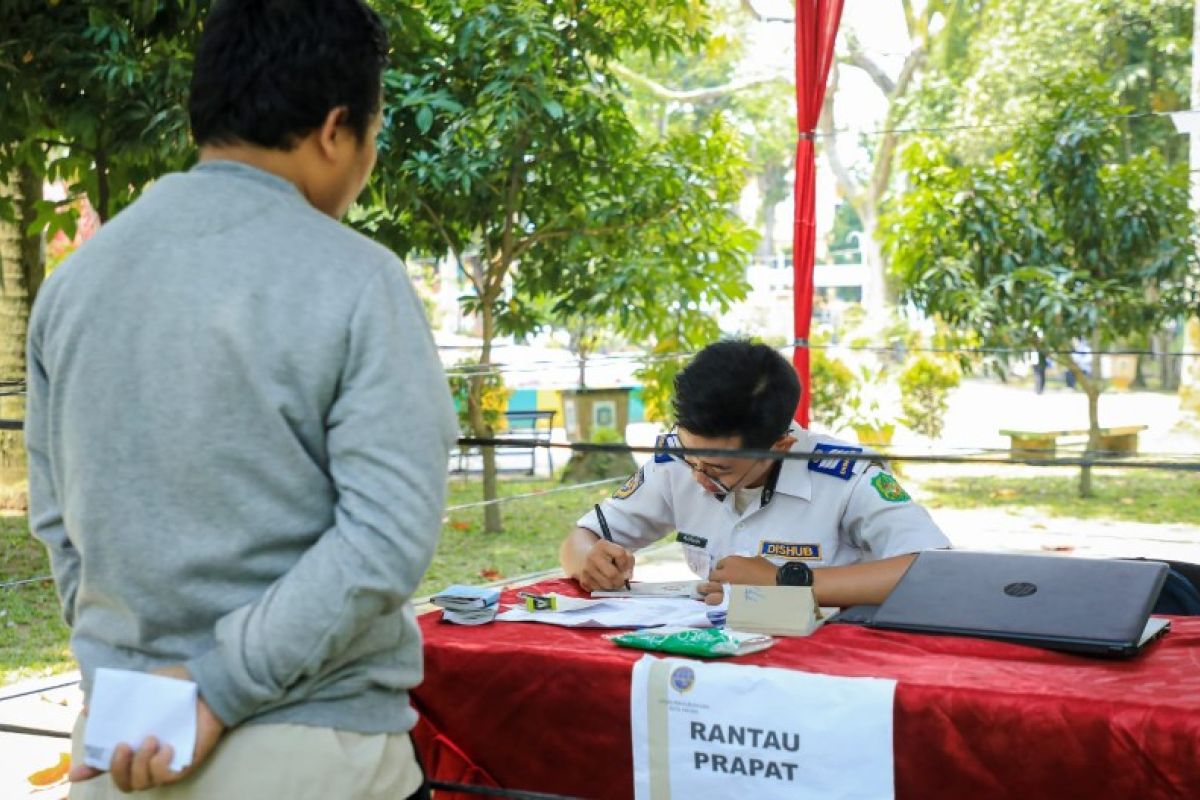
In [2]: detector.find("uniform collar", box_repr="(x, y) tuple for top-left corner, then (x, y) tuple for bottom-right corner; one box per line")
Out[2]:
(772, 428), (815, 502)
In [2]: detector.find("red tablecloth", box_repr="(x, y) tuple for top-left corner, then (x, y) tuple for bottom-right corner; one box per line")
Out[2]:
(412, 578), (1200, 800)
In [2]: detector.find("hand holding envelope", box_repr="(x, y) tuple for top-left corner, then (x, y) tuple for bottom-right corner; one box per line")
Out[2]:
(74, 666), (226, 792)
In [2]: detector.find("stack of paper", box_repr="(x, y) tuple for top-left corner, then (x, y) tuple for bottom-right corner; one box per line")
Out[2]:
(432, 585), (502, 625)
(496, 595), (714, 628)
(591, 580), (703, 600)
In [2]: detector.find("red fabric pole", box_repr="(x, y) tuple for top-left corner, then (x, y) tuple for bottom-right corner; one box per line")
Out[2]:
(793, 0), (845, 426)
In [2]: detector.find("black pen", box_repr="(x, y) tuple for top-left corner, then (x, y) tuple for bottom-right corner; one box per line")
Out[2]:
(594, 503), (632, 591)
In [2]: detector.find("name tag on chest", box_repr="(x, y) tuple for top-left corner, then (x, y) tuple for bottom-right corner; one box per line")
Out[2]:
(759, 541), (822, 561)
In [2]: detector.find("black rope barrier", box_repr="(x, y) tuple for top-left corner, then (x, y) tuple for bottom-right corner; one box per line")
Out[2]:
(0, 722), (71, 738)
(0, 679), (80, 704)
(445, 476), (624, 512)
(456, 437), (1200, 473)
(440, 341), (1200, 378)
(2, 437), (1196, 593)
(0, 575), (53, 590)
(427, 781), (582, 800)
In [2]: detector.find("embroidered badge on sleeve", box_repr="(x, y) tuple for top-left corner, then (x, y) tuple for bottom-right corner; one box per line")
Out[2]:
(871, 472), (911, 502)
(613, 467), (645, 499)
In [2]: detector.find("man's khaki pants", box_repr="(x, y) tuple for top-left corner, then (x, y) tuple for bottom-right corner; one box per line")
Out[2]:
(69, 714), (424, 799)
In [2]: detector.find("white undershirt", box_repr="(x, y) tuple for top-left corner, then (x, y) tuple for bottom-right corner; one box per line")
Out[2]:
(732, 485), (765, 516)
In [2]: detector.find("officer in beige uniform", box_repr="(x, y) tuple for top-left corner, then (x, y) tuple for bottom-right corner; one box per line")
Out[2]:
(560, 341), (950, 607)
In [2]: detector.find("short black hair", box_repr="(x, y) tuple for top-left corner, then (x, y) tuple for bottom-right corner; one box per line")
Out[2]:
(673, 340), (801, 449)
(189, 0), (388, 149)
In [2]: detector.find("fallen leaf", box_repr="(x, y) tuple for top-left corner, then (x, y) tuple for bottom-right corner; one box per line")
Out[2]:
(27, 753), (70, 786)
(1031, 523), (1047, 530)
(449, 520), (471, 531)
(479, 567), (502, 580)
(994, 489), (1018, 499)
(1041, 544), (1075, 553)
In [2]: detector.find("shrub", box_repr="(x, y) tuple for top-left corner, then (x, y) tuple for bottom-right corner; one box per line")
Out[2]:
(809, 349), (856, 432)
(898, 355), (960, 439)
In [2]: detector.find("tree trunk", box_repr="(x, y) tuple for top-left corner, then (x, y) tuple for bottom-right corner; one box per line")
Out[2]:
(1158, 329), (1175, 390)
(0, 166), (44, 483)
(95, 146), (111, 223)
(857, 205), (888, 311)
(760, 198), (778, 259)
(1067, 362), (1100, 499)
(467, 297), (502, 533)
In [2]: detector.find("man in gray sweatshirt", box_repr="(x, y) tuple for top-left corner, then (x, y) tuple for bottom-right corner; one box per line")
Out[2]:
(25, 1), (456, 797)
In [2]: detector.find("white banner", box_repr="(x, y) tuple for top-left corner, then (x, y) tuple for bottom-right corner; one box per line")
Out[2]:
(630, 655), (896, 800)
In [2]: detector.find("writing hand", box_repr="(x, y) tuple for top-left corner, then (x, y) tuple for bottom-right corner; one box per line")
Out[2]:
(577, 539), (635, 592)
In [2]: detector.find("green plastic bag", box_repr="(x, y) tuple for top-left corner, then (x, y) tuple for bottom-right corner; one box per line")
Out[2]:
(607, 626), (774, 658)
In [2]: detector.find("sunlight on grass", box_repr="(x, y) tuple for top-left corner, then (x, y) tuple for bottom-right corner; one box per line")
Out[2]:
(1, 516), (74, 686)
(921, 469), (1200, 525)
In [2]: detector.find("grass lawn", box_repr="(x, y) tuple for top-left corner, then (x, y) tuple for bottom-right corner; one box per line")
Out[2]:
(0, 475), (621, 686)
(921, 468), (1200, 524)
(0, 515), (72, 686)
(416, 476), (619, 598)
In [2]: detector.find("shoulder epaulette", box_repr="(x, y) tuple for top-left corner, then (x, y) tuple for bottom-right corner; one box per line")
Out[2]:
(653, 433), (680, 463)
(807, 442), (863, 481)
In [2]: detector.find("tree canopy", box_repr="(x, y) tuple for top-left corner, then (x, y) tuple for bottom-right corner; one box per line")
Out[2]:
(886, 75), (1198, 494)
(0, 0), (204, 229)
(356, 0), (755, 530)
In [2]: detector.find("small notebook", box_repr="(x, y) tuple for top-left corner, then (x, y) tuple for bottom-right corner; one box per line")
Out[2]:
(592, 580), (703, 600)
(432, 585), (501, 611)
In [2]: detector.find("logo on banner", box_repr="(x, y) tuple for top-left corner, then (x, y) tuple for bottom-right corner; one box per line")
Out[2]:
(670, 666), (696, 694)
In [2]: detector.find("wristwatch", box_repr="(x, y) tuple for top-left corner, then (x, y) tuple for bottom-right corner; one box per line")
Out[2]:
(776, 561), (814, 587)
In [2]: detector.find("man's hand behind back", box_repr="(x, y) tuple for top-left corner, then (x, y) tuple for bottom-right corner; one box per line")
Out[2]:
(69, 665), (227, 792)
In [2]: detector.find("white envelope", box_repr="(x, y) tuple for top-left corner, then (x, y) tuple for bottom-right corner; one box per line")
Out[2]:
(83, 668), (198, 773)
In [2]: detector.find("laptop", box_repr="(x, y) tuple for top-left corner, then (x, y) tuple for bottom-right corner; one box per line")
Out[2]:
(848, 550), (1171, 657)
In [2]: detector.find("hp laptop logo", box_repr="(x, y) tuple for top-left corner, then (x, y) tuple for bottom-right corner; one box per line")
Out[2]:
(1004, 582), (1038, 597)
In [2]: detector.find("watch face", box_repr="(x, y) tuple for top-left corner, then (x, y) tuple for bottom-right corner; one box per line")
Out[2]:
(778, 561), (813, 587)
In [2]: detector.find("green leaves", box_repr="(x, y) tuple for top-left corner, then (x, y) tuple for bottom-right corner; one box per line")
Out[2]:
(886, 68), (1198, 376)
(0, 0), (204, 224)
(362, 0), (751, 348)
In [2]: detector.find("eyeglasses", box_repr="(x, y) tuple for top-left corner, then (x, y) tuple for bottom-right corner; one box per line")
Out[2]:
(669, 425), (756, 495)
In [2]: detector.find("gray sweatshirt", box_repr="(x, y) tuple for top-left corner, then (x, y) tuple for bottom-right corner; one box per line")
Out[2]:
(25, 160), (456, 734)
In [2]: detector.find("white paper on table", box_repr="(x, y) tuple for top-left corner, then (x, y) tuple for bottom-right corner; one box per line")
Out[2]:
(83, 668), (198, 773)
(631, 655), (896, 800)
(495, 596), (714, 628)
(592, 580), (703, 599)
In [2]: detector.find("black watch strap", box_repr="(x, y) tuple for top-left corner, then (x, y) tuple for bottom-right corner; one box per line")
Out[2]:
(776, 561), (814, 587)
